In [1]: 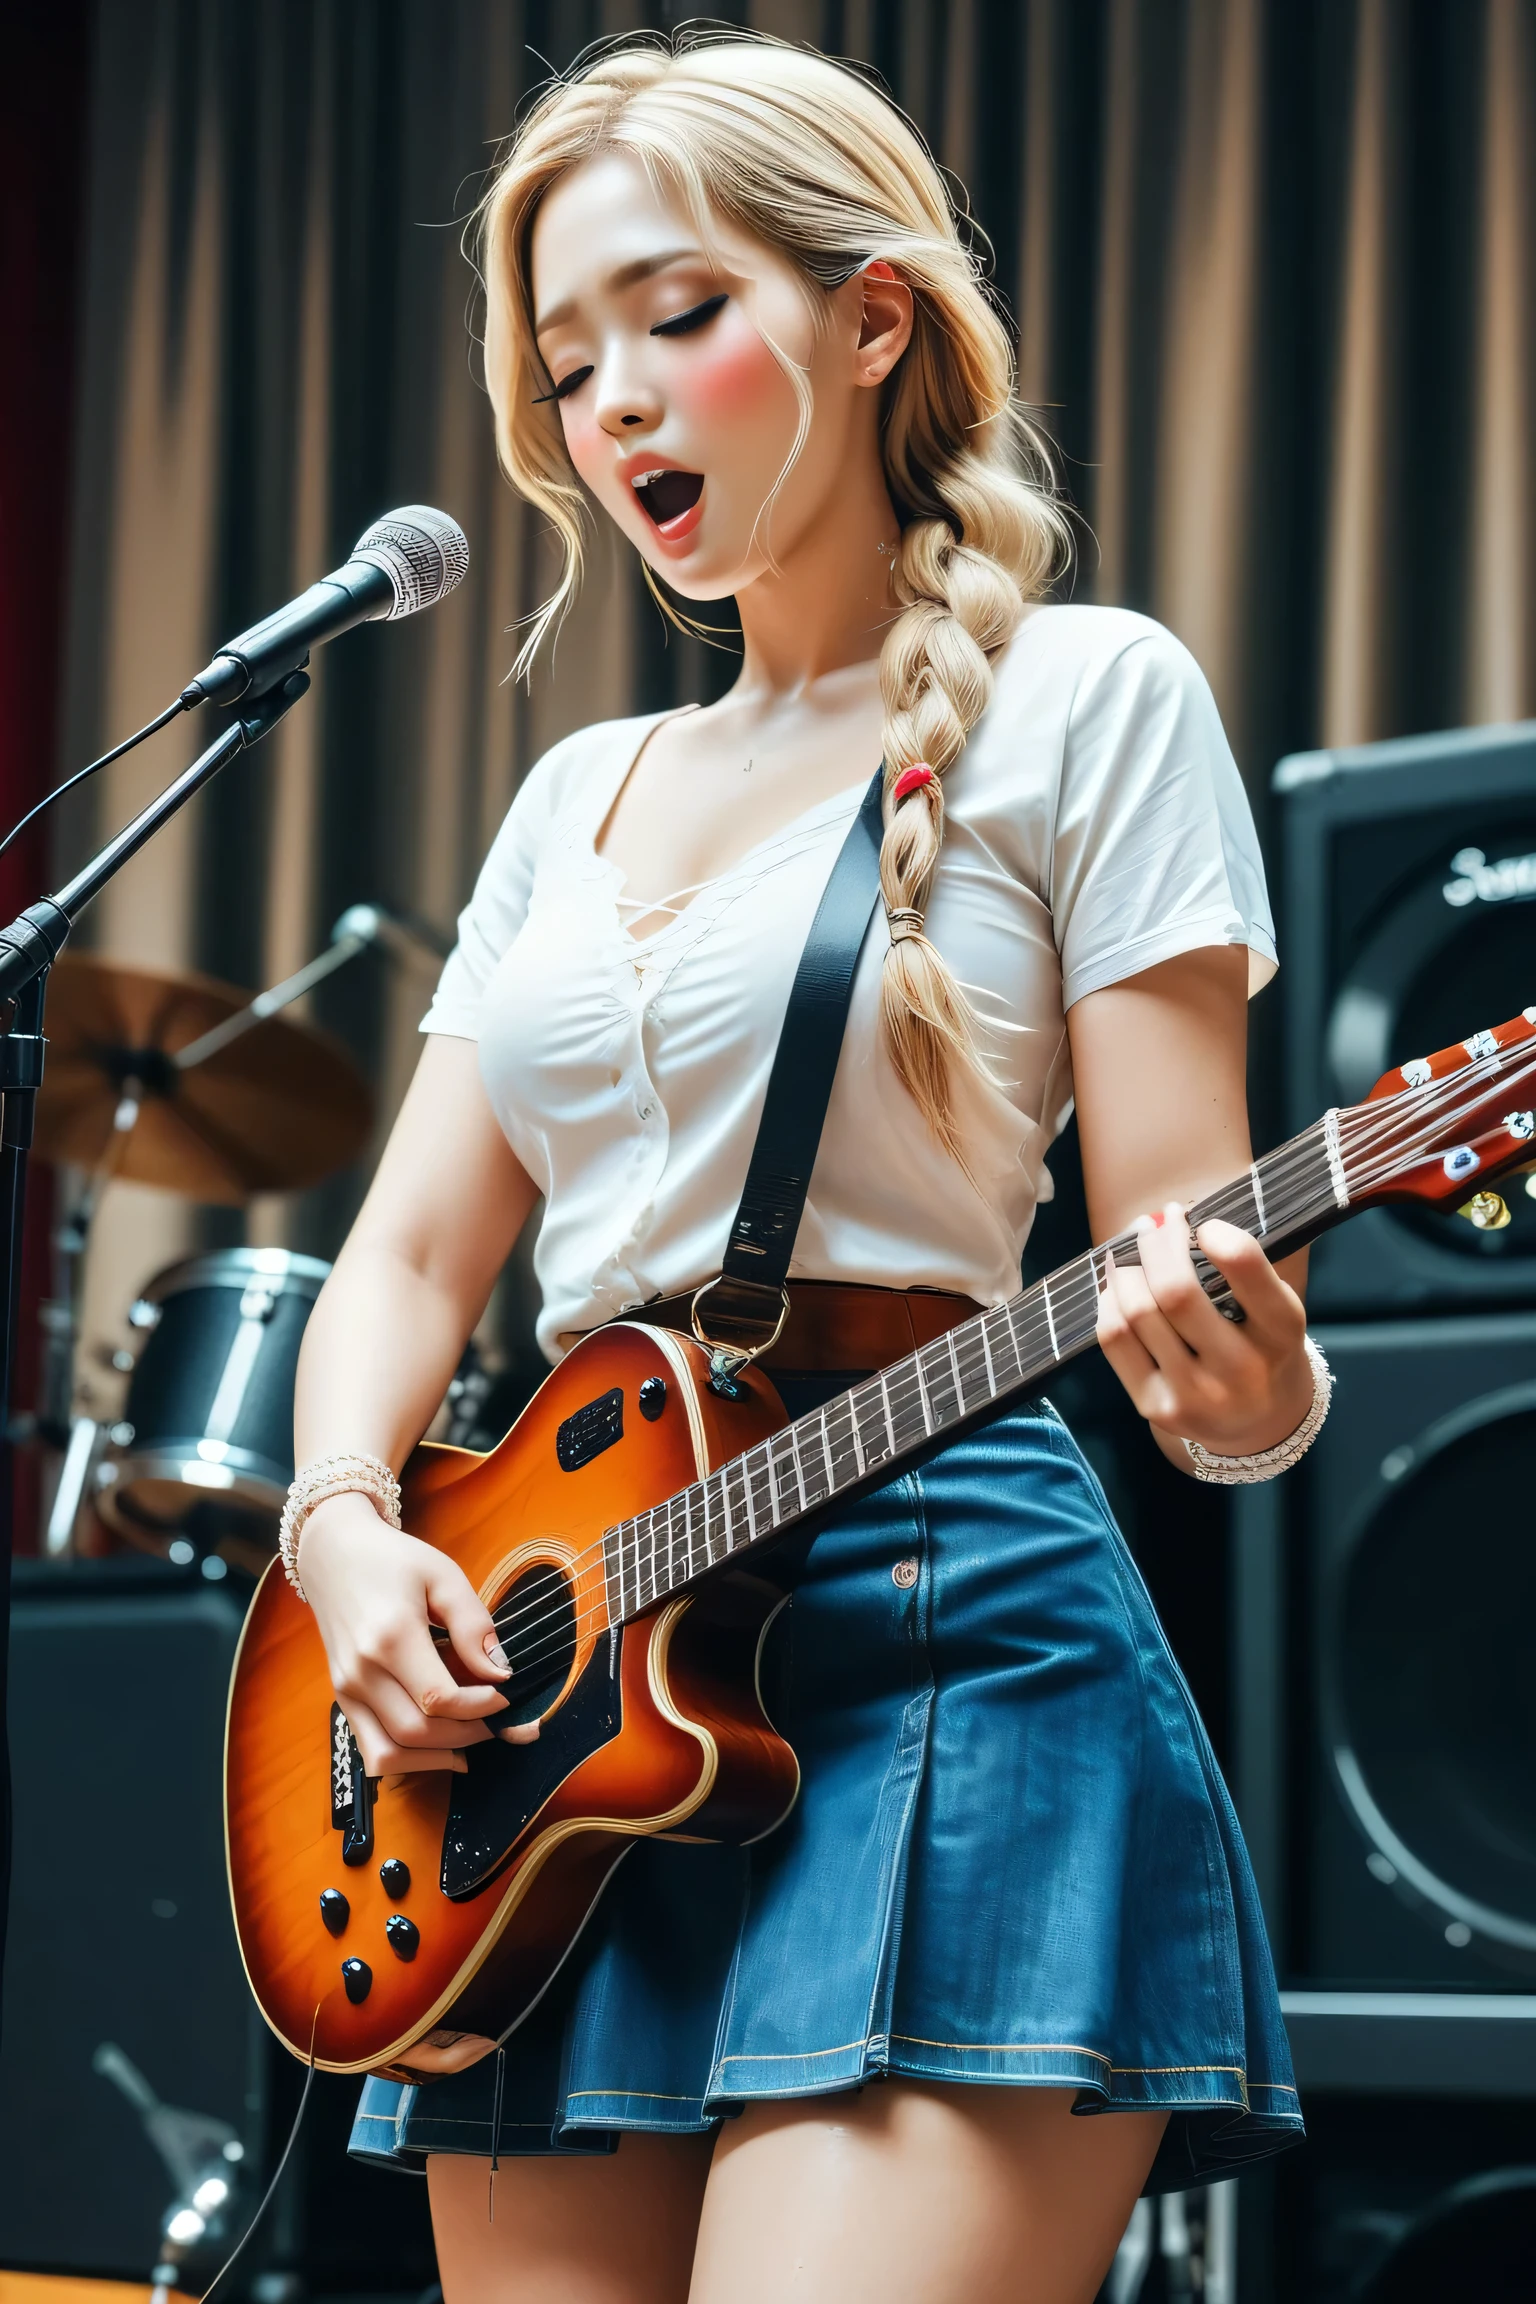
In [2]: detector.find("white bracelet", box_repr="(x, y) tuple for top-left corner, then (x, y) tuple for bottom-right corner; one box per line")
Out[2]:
(278, 1451), (402, 1601)
(1183, 1335), (1333, 1485)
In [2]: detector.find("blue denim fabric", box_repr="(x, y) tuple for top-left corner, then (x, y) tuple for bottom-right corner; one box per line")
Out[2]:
(349, 1397), (1301, 2195)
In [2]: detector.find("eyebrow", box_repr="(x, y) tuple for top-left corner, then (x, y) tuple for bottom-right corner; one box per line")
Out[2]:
(534, 248), (711, 337)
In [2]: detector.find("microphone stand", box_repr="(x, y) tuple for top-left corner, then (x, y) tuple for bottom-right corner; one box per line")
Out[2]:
(0, 668), (310, 2032)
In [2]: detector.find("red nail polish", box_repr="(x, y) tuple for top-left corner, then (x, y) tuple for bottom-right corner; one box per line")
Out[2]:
(1151, 1210), (1165, 1228)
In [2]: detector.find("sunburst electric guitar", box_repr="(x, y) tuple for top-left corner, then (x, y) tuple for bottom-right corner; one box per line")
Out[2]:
(226, 1008), (1536, 2076)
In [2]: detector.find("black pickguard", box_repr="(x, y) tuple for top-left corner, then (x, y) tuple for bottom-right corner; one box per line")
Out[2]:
(440, 1626), (624, 1900)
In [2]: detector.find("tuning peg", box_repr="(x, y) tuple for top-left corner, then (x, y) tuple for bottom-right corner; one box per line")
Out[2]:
(1459, 1191), (1511, 1230)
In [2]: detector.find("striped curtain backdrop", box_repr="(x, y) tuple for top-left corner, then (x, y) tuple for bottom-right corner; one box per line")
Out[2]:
(42, 0), (1536, 1428)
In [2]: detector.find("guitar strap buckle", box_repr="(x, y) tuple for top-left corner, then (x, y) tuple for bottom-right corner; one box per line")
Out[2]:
(689, 1274), (791, 1398)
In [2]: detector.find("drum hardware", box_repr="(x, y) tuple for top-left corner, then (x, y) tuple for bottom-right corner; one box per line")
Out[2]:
(31, 907), (449, 1559)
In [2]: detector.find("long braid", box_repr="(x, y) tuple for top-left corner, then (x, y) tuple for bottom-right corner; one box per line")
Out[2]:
(877, 490), (1026, 1158)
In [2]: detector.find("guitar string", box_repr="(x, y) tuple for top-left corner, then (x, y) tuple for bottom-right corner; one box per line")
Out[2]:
(470, 1033), (1536, 1672)
(476, 1040), (1536, 1677)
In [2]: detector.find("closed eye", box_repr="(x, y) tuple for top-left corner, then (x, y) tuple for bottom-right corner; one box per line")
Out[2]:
(650, 293), (728, 339)
(532, 366), (593, 406)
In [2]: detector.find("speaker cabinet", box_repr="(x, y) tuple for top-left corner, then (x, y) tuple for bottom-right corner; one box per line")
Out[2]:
(1234, 1316), (1536, 1991)
(0, 1559), (433, 2289)
(1263, 2094), (1536, 2302)
(1275, 721), (1536, 1315)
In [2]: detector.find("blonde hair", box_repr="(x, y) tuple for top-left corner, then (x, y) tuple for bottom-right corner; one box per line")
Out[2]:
(477, 30), (1070, 1159)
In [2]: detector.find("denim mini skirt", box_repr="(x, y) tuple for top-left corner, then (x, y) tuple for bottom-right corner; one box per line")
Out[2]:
(349, 1392), (1302, 2196)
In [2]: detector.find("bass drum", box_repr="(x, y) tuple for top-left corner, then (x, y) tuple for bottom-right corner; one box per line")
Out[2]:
(96, 1248), (330, 1572)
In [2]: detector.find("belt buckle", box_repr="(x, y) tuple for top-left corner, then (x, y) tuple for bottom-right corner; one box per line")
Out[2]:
(689, 1275), (791, 1399)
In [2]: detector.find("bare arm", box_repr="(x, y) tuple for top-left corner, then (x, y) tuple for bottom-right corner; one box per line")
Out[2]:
(1069, 946), (1313, 1473)
(294, 1033), (541, 1772)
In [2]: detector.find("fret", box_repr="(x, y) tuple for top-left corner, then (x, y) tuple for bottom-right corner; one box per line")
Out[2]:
(816, 1412), (837, 1502)
(954, 1321), (991, 1410)
(977, 1312), (997, 1397)
(886, 1360), (925, 1449)
(658, 1497), (677, 1598)
(706, 1472), (730, 1565)
(912, 1352), (936, 1436)
(694, 1477), (710, 1573)
(1004, 1295), (1033, 1381)
(946, 1325), (969, 1415)
(1249, 1159), (1267, 1239)
(920, 1336), (958, 1428)
(723, 1456), (748, 1553)
(1042, 1276), (1059, 1361)
(853, 1379), (888, 1470)
(744, 1444), (774, 1536)
(789, 1423), (816, 1509)
(644, 1504), (665, 1606)
(772, 1431), (803, 1520)
(827, 1390), (862, 1485)
(601, 1526), (622, 1628)
(878, 1370), (897, 1457)
(986, 1301), (1021, 1387)
(680, 1487), (702, 1584)
(786, 1420), (822, 1511)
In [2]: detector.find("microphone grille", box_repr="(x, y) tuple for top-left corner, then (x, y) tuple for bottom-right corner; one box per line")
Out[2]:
(351, 506), (470, 619)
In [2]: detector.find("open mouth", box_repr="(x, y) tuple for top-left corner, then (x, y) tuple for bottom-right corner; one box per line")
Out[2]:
(632, 468), (704, 531)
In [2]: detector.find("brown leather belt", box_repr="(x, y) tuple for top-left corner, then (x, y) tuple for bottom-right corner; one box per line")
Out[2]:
(630, 1279), (983, 1377)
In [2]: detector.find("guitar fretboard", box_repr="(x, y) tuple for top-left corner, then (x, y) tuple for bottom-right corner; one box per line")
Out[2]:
(600, 1110), (1346, 1624)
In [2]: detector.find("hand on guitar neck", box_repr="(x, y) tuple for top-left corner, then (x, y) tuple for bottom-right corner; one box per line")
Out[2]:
(1096, 1201), (1313, 1463)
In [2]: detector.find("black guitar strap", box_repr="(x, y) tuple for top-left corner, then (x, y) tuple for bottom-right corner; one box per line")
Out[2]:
(689, 770), (886, 1389)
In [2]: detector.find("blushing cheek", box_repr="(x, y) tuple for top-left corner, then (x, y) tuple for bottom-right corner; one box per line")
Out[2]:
(672, 333), (784, 432)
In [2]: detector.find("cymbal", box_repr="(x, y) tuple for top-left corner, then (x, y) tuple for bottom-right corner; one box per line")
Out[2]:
(33, 952), (375, 1202)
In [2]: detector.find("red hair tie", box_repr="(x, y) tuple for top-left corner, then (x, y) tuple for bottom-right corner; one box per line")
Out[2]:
(892, 763), (936, 804)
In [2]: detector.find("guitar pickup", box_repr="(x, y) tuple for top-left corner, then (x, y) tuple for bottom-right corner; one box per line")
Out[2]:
(330, 1703), (375, 1867)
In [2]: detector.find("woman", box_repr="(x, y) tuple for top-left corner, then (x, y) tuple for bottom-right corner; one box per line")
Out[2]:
(294, 32), (1308, 2303)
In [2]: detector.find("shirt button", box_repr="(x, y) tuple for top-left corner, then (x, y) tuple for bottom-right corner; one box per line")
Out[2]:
(892, 1558), (919, 1589)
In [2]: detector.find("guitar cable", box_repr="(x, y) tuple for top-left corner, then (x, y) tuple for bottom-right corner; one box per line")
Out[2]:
(192, 2015), (320, 2304)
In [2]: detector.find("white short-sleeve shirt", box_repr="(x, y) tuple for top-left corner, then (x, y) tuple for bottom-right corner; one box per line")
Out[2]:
(424, 606), (1275, 1360)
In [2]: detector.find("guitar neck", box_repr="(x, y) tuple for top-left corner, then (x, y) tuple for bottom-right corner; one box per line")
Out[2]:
(601, 1111), (1347, 1626)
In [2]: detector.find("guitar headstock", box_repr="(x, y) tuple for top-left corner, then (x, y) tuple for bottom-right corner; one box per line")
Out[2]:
(1342, 1008), (1536, 1217)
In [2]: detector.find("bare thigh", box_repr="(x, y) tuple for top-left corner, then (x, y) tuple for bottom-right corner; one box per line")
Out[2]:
(428, 2132), (713, 2304)
(689, 2082), (1167, 2304)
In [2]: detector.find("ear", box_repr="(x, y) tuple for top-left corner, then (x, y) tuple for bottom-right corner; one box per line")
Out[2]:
(854, 259), (914, 386)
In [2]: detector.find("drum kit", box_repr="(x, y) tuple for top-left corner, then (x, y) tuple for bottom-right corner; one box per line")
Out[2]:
(24, 907), (480, 1574)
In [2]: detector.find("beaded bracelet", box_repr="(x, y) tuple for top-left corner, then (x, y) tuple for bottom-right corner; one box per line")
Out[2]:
(278, 1451), (402, 1602)
(1183, 1335), (1333, 1485)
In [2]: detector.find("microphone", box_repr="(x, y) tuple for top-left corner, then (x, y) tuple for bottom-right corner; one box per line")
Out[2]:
(182, 506), (469, 708)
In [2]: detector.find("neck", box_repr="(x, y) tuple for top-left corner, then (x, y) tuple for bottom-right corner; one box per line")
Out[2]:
(729, 433), (901, 695)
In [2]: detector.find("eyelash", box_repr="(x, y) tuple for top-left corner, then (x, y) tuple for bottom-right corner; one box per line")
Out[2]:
(532, 292), (729, 405)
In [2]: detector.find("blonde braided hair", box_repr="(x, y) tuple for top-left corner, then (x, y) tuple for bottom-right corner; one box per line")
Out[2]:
(477, 30), (1070, 1159)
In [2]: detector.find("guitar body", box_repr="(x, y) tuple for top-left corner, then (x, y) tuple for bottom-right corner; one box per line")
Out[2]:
(225, 1323), (798, 2075)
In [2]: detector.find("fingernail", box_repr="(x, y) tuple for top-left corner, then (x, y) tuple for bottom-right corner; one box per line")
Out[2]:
(485, 1639), (509, 1670)
(1151, 1210), (1166, 1229)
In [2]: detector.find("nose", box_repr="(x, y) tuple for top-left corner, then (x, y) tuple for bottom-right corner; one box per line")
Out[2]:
(594, 348), (662, 439)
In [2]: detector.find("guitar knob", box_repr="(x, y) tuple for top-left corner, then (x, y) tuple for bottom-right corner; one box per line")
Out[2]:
(385, 1914), (420, 1961)
(379, 1858), (411, 1898)
(319, 1889), (350, 1937)
(341, 1958), (373, 2004)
